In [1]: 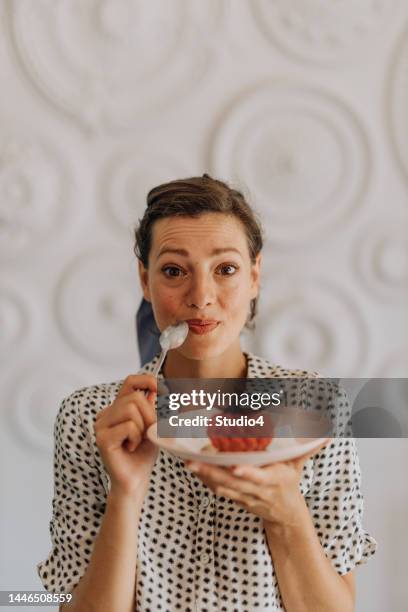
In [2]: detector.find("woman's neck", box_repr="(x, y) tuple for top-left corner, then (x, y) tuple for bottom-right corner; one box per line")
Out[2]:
(162, 343), (248, 379)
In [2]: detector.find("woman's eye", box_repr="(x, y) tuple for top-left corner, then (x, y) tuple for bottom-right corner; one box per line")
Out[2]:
(218, 264), (238, 275)
(162, 266), (184, 278)
(162, 264), (238, 278)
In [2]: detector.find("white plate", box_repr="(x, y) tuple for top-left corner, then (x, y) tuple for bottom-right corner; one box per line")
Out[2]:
(146, 420), (331, 466)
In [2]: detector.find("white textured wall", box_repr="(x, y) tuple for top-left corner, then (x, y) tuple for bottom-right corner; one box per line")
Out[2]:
(1, 1), (407, 610)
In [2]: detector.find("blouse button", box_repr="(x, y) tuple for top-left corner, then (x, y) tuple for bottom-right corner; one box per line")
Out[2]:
(201, 496), (211, 508)
(200, 552), (210, 565)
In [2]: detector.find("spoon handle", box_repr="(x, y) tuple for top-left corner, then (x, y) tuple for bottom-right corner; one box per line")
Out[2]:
(152, 348), (167, 379)
(143, 349), (167, 400)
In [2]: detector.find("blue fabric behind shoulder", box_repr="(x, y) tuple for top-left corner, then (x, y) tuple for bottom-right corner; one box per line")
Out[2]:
(136, 297), (161, 365)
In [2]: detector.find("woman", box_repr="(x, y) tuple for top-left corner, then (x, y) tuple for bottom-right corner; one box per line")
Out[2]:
(37, 175), (377, 611)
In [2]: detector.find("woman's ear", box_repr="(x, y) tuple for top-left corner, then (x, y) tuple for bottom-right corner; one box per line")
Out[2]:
(250, 253), (262, 299)
(138, 260), (151, 302)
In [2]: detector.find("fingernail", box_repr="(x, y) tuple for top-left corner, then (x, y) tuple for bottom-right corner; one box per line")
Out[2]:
(233, 467), (243, 476)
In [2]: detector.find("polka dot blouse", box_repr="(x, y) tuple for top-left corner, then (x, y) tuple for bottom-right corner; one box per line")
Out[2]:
(37, 351), (378, 611)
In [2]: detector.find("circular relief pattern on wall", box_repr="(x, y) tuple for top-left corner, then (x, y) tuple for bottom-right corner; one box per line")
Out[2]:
(9, 366), (90, 452)
(252, 0), (401, 65)
(11, 0), (224, 132)
(211, 83), (369, 247)
(55, 249), (142, 364)
(0, 133), (69, 258)
(255, 274), (368, 376)
(389, 25), (408, 181)
(102, 150), (187, 232)
(354, 220), (408, 302)
(378, 347), (408, 376)
(0, 287), (30, 358)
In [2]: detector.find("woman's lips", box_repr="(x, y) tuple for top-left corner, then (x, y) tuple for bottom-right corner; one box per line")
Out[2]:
(186, 321), (220, 335)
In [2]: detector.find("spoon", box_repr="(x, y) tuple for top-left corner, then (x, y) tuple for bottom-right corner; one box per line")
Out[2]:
(136, 322), (188, 450)
(151, 320), (189, 378)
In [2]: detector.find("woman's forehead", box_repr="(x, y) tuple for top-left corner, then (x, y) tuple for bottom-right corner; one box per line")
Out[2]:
(151, 214), (247, 252)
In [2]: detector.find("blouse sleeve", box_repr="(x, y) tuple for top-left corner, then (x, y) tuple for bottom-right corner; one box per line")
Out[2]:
(37, 388), (108, 593)
(304, 436), (378, 575)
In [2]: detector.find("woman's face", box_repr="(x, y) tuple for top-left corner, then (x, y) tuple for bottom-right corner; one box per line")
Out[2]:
(139, 213), (261, 359)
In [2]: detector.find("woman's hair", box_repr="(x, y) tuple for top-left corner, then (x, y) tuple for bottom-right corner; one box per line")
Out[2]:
(133, 173), (264, 329)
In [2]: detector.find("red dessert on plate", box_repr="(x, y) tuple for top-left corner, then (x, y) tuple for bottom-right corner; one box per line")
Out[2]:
(206, 411), (274, 452)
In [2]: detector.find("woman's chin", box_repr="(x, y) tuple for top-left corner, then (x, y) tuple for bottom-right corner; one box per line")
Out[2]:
(177, 346), (219, 360)
(176, 337), (233, 360)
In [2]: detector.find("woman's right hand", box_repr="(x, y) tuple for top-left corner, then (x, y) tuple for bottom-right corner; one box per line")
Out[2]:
(94, 374), (159, 499)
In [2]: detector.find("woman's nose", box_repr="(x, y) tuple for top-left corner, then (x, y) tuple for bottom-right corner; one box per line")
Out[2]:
(186, 274), (215, 309)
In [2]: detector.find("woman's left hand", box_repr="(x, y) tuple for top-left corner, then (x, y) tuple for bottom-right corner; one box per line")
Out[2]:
(185, 438), (331, 527)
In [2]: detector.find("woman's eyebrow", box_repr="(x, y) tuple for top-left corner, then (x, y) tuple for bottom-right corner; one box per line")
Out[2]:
(157, 247), (242, 258)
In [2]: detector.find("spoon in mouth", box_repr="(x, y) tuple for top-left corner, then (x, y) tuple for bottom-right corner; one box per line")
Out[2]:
(152, 320), (189, 378)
